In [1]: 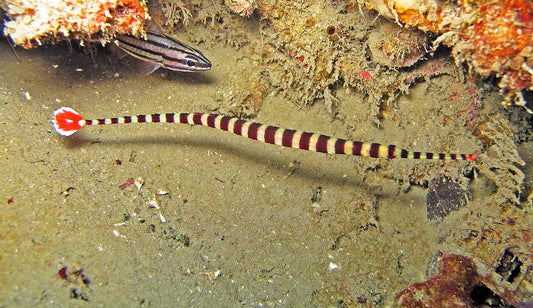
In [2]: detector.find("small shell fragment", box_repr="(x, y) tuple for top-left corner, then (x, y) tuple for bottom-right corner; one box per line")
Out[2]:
(156, 188), (168, 195)
(147, 195), (160, 209)
(158, 212), (166, 223)
(134, 177), (144, 190)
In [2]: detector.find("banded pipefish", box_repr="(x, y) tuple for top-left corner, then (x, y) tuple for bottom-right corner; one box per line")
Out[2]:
(52, 107), (478, 161)
(115, 32), (212, 74)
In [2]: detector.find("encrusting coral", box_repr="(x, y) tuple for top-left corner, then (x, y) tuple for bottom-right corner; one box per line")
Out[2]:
(225, 0), (256, 17)
(360, 0), (533, 111)
(3, 0), (149, 48)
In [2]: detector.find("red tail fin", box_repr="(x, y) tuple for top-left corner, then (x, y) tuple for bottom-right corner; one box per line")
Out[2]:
(52, 107), (84, 136)
(466, 154), (478, 161)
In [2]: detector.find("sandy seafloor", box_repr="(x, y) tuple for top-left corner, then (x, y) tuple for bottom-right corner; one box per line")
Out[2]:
(0, 23), (532, 307)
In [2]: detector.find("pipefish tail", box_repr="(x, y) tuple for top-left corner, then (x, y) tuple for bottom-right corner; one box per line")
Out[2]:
(115, 32), (212, 73)
(51, 107), (478, 162)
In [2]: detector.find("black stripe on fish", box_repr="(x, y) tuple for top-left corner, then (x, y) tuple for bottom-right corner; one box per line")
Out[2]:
(115, 32), (212, 73)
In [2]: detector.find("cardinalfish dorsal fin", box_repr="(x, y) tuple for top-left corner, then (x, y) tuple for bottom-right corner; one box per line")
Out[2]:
(51, 107), (478, 162)
(114, 32), (212, 73)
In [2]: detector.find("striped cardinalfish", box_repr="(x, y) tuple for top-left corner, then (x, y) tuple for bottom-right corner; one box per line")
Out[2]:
(114, 32), (212, 74)
(52, 107), (478, 161)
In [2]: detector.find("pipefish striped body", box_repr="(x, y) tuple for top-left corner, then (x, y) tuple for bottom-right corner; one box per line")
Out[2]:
(115, 32), (212, 73)
(52, 107), (478, 162)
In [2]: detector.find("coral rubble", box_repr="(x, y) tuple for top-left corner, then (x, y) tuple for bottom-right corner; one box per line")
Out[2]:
(367, 20), (429, 68)
(362, 0), (533, 110)
(395, 254), (482, 307)
(225, 0), (256, 17)
(394, 254), (528, 307)
(426, 176), (470, 220)
(3, 0), (149, 48)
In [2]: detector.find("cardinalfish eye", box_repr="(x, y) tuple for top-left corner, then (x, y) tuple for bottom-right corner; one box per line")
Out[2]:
(185, 57), (198, 68)
(184, 53), (211, 70)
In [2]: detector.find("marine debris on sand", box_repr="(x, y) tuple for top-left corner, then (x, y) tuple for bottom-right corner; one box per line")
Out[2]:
(3, 0), (149, 48)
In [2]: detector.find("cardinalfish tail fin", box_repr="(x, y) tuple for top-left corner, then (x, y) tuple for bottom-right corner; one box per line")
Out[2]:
(51, 107), (478, 162)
